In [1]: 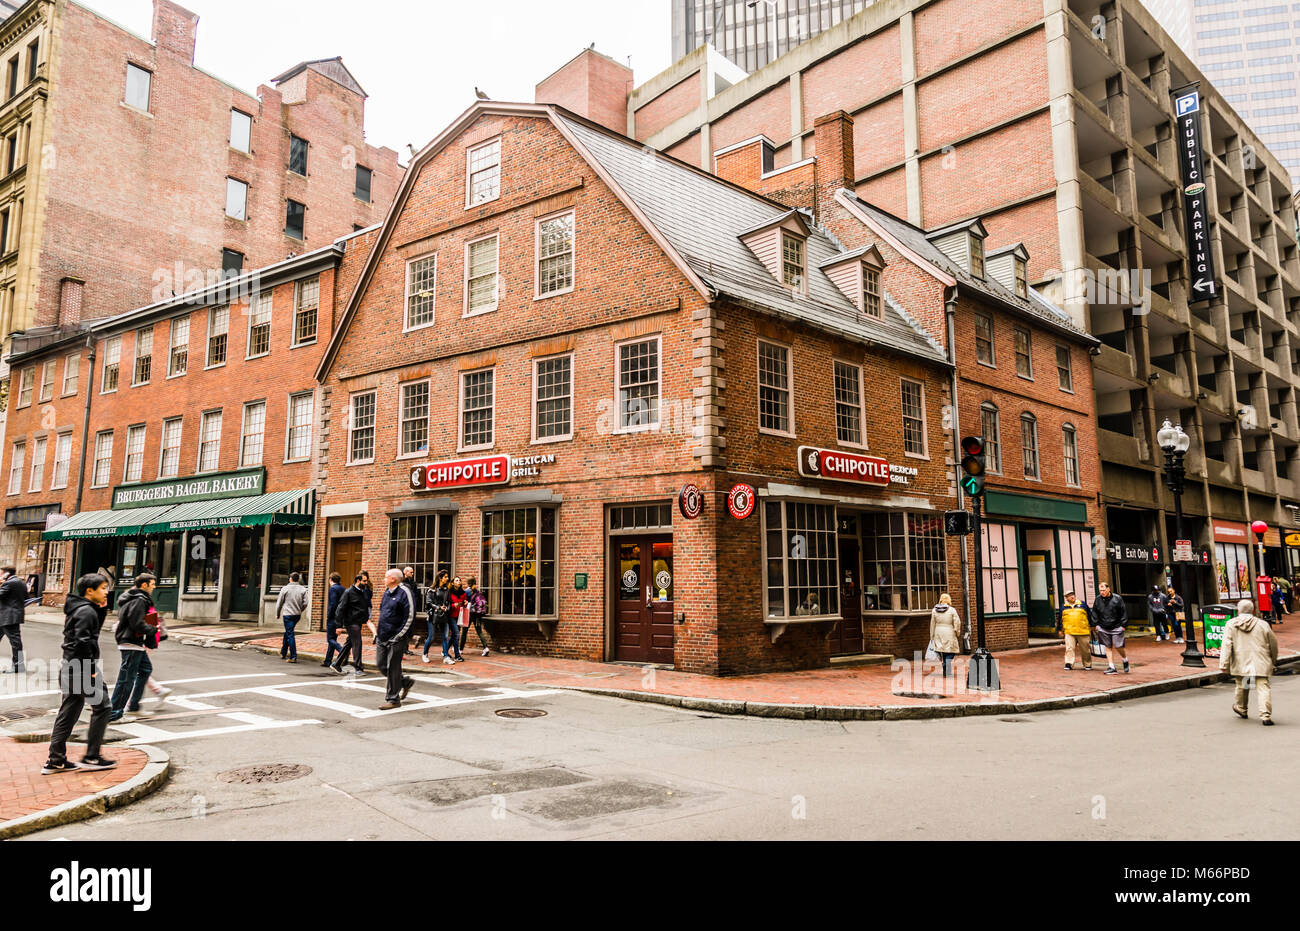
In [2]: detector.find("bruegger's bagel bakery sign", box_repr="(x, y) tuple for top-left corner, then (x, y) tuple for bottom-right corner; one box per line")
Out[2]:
(797, 446), (918, 486)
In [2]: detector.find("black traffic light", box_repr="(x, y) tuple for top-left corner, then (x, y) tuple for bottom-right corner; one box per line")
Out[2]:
(960, 435), (986, 498)
(944, 510), (974, 535)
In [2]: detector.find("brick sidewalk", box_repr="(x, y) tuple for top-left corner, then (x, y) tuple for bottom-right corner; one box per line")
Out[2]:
(0, 738), (149, 822)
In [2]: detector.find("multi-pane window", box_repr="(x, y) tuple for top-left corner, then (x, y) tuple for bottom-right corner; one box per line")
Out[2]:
(123, 424), (146, 482)
(229, 109), (252, 153)
(901, 378), (926, 456)
(91, 431), (112, 486)
(28, 434), (44, 491)
(348, 391), (375, 464)
(225, 177), (248, 221)
(247, 293), (271, 358)
(294, 277), (319, 345)
(285, 198), (305, 240)
(1014, 327), (1033, 378)
(481, 506), (557, 617)
(288, 135), (308, 175)
(1014, 258), (1028, 297)
(286, 393), (313, 461)
(537, 212), (574, 296)
(206, 306), (228, 367)
(7, 440), (23, 494)
(16, 366), (32, 407)
(467, 138), (501, 205)
(38, 360), (54, 402)
(862, 266), (881, 318)
(534, 354), (572, 441)
(617, 337), (659, 430)
(62, 353), (79, 395)
(52, 432), (71, 489)
(185, 532), (221, 594)
(982, 522), (1022, 614)
(764, 501), (838, 619)
(781, 233), (805, 288)
(466, 236), (499, 315)
(981, 402), (1002, 474)
(198, 409), (222, 472)
(461, 369), (495, 449)
(758, 340), (792, 434)
(390, 513), (454, 589)
(970, 235), (985, 278)
(240, 401), (266, 467)
(834, 360), (864, 446)
(406, 255), (437, 329)
(159, 418), (181, 478)
(101, 337), (120, 392)
(1021, 413), (1040, 479)
(26, 40), (36, 84)
(47, 542), (65, 588)
(399, 381), (430, 456)
(975, 313), (994, 365)
(355, 165), (372, 203)
(268, 527), (311, 593)
(124, 63), (150, 111)
(1056, 344), (1073, 392)
(859, 511), (948, 611)
(1063, 424), (1080, 487)
(168, 315), (189, 376)
(132, 326), (153, 385)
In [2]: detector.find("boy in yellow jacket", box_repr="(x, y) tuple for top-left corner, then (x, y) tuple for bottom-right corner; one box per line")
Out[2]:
(1057, 590), (1094, 671)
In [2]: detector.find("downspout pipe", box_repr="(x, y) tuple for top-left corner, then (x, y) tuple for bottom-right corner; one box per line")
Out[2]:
(945, 286), (971, 651)
(73, 332), (95, 516)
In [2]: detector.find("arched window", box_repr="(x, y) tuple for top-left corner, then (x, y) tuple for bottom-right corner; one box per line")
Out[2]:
(980, 402), (1001, 474)
(1021, 413), (1040, 479)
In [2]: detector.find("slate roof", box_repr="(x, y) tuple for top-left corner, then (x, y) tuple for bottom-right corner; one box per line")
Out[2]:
(555, 113), (949, 365)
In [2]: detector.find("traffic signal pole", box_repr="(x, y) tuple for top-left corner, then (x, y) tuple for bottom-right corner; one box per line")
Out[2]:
(958, 435), (999, 690)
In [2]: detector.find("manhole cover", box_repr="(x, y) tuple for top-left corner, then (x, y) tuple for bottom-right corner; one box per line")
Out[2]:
(217, 763), (313, 784)
(998, 716), (1032, 723)
(495, 708), (547, 719)
(0, 707), (49, 724)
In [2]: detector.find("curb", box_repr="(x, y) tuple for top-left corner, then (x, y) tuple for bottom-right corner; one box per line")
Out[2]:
(0, 744), (170, 840)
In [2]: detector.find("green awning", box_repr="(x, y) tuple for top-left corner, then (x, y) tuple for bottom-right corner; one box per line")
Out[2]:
(139, 488), (315, 534)
(984, 490), (1088, 524)
(42, 505), (177, 541)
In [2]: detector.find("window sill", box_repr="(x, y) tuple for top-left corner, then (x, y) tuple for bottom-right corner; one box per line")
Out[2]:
(612, 423), (661, 436)
(759, 427), (797, 440)
(463, 306), (498, 319)
(182, 592), (218, 600)
(534, 286), (575, 301)
(395, 451), (427, 461)
(457, 445), (495, 455)
(484, 614), (557, 640)
(764, 614), (839, 644)
(282, 457), (309, 465)
(976, 360), (997, 369)
(203, 363), (227, 371)
(1016, 373), (1034, 382)
(119, 101), (152, 118)
(165, 371), (187, 380)
(904, 452), (930, 461)
(346, 459), (376, 467)
(530, 433), (572, 446)
(290, 340), (317, 350)
(245, 353), (269, 362)
(836, 439), (869, 452)
(403, 321), (436, 335)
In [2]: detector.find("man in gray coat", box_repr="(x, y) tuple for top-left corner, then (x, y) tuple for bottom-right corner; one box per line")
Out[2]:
(275, 571), (309, 664)
(1221, 598), (1280, 726)
(0, 566), (27, 673)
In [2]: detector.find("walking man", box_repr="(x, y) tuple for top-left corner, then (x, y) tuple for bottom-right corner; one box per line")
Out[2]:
(0, 565), (26, 673)
(109, 573), (159, 722)
(333, 572), (373, 673)
(321, 572), (346, 668)
(1147, 584), (1170, 641)
(42, 574), (115, 774)
(1092, 581), (1130, 675)
(275, 571), (308, 663)
(1221, 598), (1279, 725)
(376, 569), (415, 710)
(401, 566), (421, 655)
(1056, 589), (1093, 671)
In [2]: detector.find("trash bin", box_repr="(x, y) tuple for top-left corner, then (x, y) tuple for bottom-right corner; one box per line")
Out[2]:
(1201, 604), (1236, 657)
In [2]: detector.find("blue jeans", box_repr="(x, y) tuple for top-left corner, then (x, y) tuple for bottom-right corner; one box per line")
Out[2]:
(441, 619), (462, 659)
(281, 615), (300, 659)
(111, 649), (153, 717)
(324, 622), (344, 665)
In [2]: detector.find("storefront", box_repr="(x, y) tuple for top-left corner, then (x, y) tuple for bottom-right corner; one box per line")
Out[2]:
(1, 503), (62, 598)
(1212, 519), (1254, 605)
(1284, 531), (1300, 582)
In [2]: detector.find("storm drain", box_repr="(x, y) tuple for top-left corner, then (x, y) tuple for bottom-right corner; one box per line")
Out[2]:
(217, 763), (313, 784)
(495, 708), (548, 718)
(997, 716), (1032, 723)
(0, 707), (49, 724)
(892, 691), (947, 700)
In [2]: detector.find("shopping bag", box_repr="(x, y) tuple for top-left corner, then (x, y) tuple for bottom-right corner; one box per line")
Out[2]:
(1089, 638), (1107, 658)
(924, 640), (938, 661)
(458, 605), (471, 627)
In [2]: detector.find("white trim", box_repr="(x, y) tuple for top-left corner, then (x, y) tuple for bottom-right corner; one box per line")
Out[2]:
(245, 292), (272, 361)
(50, 430), (72, 490)
(462, 232), (500, 318)
(832, 357), (867, 450)
(130, 325), (153, 386)
(457, 366), (497, 453)
(346, 389), (377, 466)
(901, 377), (929, 459)
(834, 190), (957, 287)
(757, 337), (796, 438)
(99, 336), (121, 394)
(322, 501), (369, 518)
(13, 364), (32, 408)
(90, 430), (113, 488)
(761, 157), (815, 181)
(60, 352), (79, 397)
(121, 422), (147, 483)
(711, 134), (777, 160)
(157, 416), (182, 480)
(530, 351), (575, 445)
(167, 313), (190, 378)
(534, 208), (575, 300)
(6, 439), (24, 496)
(239, 399), (267, 469)
(37, 359), (55, 402)
(284, 390), (314, 464)
(290, 276), (320, 348)
(404, 250), (438, 332)
(398, 377), (432, 458)
(196, 409), (223, 474)
(465, 135), (502, 209)
(204, 306), (229, 371)
(1063, 422), (1081, 488)
(612, 333), (662, 435)
(26, 433), (43, 492)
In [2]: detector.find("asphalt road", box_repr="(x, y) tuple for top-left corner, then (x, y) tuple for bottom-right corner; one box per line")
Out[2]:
(3, 621), (1295, 840)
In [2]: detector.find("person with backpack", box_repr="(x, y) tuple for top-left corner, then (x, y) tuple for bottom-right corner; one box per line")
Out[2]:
(1092, 582), (1129, 674)
(461, 576), (490, 656)
(422, 570), (450, 664)
(108, 573), (159, 723)
(1056, 590), (1094, 671)
(1148, 585), (1171, 641)
(42, 574), (116, 775)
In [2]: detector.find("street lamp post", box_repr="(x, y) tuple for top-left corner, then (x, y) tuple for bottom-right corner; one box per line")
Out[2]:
(1157, 419), (1205, 668)
(1251, 519), (1271, 623)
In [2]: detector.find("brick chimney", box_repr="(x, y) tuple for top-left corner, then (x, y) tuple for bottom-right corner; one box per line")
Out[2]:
(536, 48), (632, 134)
(152, 0), (199, 65)
(713, 137), (816, 212)
(813, 110), (855, 222)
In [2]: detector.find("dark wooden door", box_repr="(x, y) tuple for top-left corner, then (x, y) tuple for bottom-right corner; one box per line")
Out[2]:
(830, 536), (864, 655)
(331, 537), (362, 588)
(613, 535), (675, 664)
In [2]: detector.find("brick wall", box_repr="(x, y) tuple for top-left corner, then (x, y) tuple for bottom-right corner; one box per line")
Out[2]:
(632, 71), (701, 142)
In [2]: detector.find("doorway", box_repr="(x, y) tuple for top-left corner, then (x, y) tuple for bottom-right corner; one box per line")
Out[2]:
(228, 527), (263, 615)
(1026, 550), (1056, 633)
(830, 534), (863, 655)
(613, 534), (674, 664)
(330, 536), (362, 588)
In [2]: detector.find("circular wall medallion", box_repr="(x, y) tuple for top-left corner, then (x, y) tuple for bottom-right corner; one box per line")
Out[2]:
(727, 483), (756, 520)
(678, 483), (703, 520)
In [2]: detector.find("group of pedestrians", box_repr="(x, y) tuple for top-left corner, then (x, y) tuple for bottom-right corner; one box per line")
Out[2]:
(1056, 582), (1131, 674)
(1145, 585), (1188, 643)
(419, 569), (489, 665)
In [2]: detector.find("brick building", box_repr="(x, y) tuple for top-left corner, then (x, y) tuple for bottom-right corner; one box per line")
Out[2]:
(311, 98), (962, 675)
(1, 226), (375, 619)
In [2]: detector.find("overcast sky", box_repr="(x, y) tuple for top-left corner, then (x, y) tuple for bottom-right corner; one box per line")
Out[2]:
(82, 0), (673, 158)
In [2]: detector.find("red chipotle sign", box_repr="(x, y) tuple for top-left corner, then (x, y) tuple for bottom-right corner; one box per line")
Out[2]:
(797, 446), (890, 486)
(409, 454), (511, 491)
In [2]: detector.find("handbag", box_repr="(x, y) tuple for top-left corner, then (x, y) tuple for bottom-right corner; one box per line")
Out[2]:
(924, 640), (938, 661)
(1089, 638), (1107, 658)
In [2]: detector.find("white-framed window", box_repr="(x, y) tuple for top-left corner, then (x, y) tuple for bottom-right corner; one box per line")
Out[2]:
(15, 365), (32, 407)
(46, 541), (66, 587)
(27, 434), (44, 491)
(132, 325), (153, 385)
(158, 417), (181, 478)
(399, 380), (430, 457)
(466, 137), (501, 206)
(347, 391), (376, 464)
(763, 499), (839, 619)
(781, 232), (805, 289)
(168, 315), (189, 376)
(616, 335), (660, 431)
(229, 108), (252, 153)
(91, 431), (112, 487)
(833, 360), (865, 447)
(124, 62), (150, 111)
(7, 440), (23, 494)
(51, 431), (71, 489)
(1056, 344), (1073, 392)
(1021, 412), (1040, 479)
(101, 336), (120, 392)
(532, 353), (573, 443)
(240, 400), (266, 467)
(465, 234), (499, 316)
(38, 360), (54, 402)
(1063, 423), (1080, 487)
(1014, 327), (1033, 379)
(286, 392), (313, 462)
(757, 339), (792, 435)
(901, 378), (927, 457)
(61, 353), (79, 396)
(123, 423), (145, 482)
(980, 402), (1002, 474)
(862, 266), (881, 318)
(247, 292), (272, 358)
(293, 277), (319, 346)
(459, 368), (495, 451)
(536, 210), (575, 297)
(975, 313), (995, 366)
(197, 409), (222, 473)
(206, 306), (229, 368)
(225, 177), (248, 221)
(405, 254), (437, 330)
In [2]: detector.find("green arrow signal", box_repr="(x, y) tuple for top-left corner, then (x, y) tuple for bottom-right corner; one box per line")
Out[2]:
(961, 475), (984, 496)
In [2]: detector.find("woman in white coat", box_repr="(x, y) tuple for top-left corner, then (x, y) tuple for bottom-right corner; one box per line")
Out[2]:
(929, 593), (963, 678)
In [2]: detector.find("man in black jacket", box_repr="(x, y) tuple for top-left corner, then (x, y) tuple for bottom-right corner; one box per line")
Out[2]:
(0, 565), (26, 673)
(376, 568), (416, 710)
(1092, 581), (1130, 675)
(333, 573), (372, 674)
(322, 572), (347, 668)
(109, 574), (158, 722)
(43, 573), (115, 774)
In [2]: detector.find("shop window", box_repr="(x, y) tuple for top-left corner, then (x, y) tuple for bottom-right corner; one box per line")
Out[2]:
(859, 510), (947, 612)
(833, 360), (864, 447)
(268, 526), (311, 593)
(608, 503), (672, 532)
(389, 513), (454, 587)
(1056, 529), (1097, 606)
(764, 500), (839, 619)
(1215, 542), (1252, 600)
(481, 506), (557, 617)
(46, 541), (66, 588)
(982, 522), (1023, 614)
(185, 532), (221, 593)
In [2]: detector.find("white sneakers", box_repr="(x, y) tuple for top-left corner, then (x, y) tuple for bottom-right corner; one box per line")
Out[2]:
(442, 656), (455, 665)
(482, 648), (489, 656)
(155, 686), (173, 701)
(421, 653), (432, 664)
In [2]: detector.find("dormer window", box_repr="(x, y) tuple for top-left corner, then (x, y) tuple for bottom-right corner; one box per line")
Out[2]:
(739, 208), (812, 292)
(985, 243), (1030, 297)
(1014, 257), (1028, 297)
(970, 235), (985, 280)
(820, 245), (886, 318)
(863, 266), (881, 318)
(781, 232), (805, 289)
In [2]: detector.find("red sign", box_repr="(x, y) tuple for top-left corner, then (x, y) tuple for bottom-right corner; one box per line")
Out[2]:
(679, 484), (703, 520)
(409, 454), (510, 492)
(1212, 519), (1249, 543)
(727, 483), (756, 519)
(797, 446), (889, 486)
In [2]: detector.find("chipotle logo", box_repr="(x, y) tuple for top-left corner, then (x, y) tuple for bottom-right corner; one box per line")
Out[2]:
(409, 454), (511, 491)
(797, 446), (890, 486)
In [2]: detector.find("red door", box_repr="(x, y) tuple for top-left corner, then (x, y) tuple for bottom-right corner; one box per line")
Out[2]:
(830, 536), (863, 655)
(613, 535), (675, 664)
